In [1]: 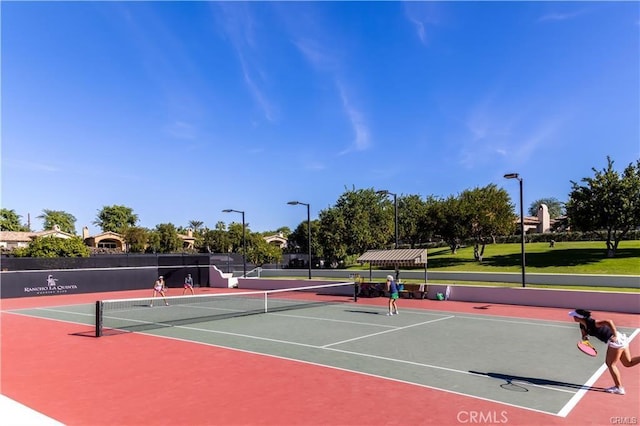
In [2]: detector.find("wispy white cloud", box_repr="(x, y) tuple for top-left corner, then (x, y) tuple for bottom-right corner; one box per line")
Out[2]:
(293, 38), (337, 70)
(410, 18), (427, 45)
(336, 82), (370, 155)
(214, 3), (277, 122)
(457, 96), (566, 169)
(403, 2), (443, 46)
(165, 120), (196, 140)
(305, 161), (325, 171)
(247, 147), (264, 155)
(538, 8), (590, 22)
(238, 53), (276, 122)
(290, 33), (370, 156)
(5, 159), (60, 173)
(512, 119), (563, 162)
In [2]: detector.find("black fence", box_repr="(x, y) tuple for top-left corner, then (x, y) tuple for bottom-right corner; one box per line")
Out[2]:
(0, 253), (248, 272)
(0, 253), (253, 299)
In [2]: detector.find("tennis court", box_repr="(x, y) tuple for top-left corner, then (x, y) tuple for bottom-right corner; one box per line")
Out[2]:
(2, 284), (639, 425)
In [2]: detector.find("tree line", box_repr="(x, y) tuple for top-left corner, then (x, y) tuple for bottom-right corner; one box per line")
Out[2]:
(1, 157), (638, 262)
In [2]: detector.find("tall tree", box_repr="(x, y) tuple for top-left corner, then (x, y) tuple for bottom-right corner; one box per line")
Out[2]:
(13, 236), (90, 257)
(94, 205), (138, 233)
(287, 220), (320, 258)
(227, 221), (249, 254)
(418, 196), (440, 246)
(202, 222), (230, 253)
(528, 197), (565, 218)
(0, 208), (29, 231)
(276, 226), (291, 237)
(566, 157), (640, 257)
(188, 220), (204, 233)
(37, 209), (77, 234)
(318, 207), (348, 266)
(459, 184), (515, 261)
(398, 194), (428, 248)
(432, 195), (467, 254)
(153, 223), (183, 253)
(122, 226), (149, 253)
(246, 233), (282, 266)
(334, 187), (388, 254)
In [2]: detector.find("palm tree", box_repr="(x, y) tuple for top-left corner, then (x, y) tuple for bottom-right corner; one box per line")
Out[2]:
(188, 220), (204, 234)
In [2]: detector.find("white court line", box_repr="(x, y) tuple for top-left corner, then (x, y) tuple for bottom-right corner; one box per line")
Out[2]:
(0, 394), (64, 426)
(133, 328), (561, 417)
(8, 305), (632, 415)
(39, 307), (94, 317)
(556, 327), (640, 417)
(0, 308), (584, 416)
(270, 313), (398, 328)
(322, 315), (455, 348)
(157, 318), (576, 396)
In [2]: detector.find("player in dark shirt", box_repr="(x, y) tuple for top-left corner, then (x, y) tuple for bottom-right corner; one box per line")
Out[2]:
(569, 309), (640, 395)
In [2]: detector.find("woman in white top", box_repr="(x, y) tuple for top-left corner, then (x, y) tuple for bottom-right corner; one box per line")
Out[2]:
(151, 276), (169, 307)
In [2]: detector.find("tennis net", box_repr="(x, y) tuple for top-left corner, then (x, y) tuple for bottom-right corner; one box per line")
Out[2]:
(95, 281), (356, 337)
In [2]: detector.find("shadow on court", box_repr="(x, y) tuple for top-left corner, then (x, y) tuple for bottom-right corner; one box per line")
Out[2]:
(469, 371), (609, 393)
(344, 309), (384, 315)
(11, 300), (636, 417)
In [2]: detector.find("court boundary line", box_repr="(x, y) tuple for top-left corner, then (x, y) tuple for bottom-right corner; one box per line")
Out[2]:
(8, 303), (633, 333)
(322, 315), (455, 348)
(556, 327), (640, 417)
(132, 329), (564, 418)
(0, 394), (64, 426)
(137, 316), (580, 400)
(5, 307), (584, 399)
(6, 305), (627, 417)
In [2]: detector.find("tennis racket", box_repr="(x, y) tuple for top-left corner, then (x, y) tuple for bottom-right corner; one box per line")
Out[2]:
(577, 339), (597, 357)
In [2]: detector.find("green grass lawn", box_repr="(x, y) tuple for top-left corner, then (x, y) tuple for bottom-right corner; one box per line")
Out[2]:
(279, 241), (640, 291)
(342, 241), (640, 291)
(422, 240), (640, 275)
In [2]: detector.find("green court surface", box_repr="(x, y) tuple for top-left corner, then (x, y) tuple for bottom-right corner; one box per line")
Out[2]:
(10, 301), (638, 417)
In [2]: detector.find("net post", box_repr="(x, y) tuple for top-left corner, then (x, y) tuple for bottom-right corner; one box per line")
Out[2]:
(353, 281), (358, 302)
(95, 300), (103, 337)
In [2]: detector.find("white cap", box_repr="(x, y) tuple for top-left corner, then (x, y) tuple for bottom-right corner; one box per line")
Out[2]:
(568, 310), (585, 319)
(386, 275), (394, 281)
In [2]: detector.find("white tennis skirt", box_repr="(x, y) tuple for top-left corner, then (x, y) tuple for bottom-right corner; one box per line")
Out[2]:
(608, 332), (629, 349)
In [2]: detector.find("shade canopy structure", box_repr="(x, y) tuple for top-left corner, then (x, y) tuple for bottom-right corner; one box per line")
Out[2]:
(357, 248), (427, 267)
(357, 249), (428, 282)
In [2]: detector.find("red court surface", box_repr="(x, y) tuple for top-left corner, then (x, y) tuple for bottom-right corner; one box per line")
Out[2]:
(2, 289), (639, 426)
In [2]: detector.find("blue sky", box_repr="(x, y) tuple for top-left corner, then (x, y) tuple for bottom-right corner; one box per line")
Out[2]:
(2, 1), (638, 235)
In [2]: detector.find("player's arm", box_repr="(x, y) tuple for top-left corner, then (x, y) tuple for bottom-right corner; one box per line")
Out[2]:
(579, 324), (589, 341)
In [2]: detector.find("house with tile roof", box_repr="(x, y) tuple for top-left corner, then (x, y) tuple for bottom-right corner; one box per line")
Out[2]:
(0, 226), (75, 250)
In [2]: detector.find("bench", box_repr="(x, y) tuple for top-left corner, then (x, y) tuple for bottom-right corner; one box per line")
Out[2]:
(398, 283), (427, 299)
(359, 282), (427, 299)
(358, 282), (385, 298)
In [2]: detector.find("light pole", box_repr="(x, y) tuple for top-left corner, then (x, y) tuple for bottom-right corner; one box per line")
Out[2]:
(222, 209), (246, 278)
(504, 173), (526, 288)
(288, 201), (312, 279)
(377, 190), (398, 249)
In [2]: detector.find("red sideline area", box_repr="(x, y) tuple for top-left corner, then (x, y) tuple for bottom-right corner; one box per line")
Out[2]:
(2, 289), (639, 425)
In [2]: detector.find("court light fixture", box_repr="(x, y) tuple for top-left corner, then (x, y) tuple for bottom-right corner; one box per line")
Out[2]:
(503, 173), (526, 288)
(288, 201), (312, 279)
(222, 209), (246, 278)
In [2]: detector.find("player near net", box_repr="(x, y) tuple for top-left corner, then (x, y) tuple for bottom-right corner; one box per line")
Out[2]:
(386, 275), (399, 316)
(569, 309), (640, 395)
(183, 273), (195, 296)
(151, 276), (169, 307)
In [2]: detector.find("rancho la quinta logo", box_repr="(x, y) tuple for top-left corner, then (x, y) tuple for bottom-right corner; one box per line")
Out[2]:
(24, 274), (79, 295)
